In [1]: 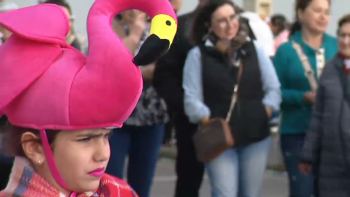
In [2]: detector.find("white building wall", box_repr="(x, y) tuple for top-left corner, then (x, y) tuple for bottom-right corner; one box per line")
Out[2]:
(178, 0), (243, 15)
(8, 0), (242, 35)
(9, 0), (94, 34)
(7, 0), (348, 36)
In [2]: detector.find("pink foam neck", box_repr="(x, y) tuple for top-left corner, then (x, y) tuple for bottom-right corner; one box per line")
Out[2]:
(39, 129), (69, 190)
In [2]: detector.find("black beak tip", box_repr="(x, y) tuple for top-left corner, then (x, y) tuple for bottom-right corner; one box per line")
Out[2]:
(132, 34), (170, 66)
(133, 54), (154, 66)
(132, 57), (142, 66)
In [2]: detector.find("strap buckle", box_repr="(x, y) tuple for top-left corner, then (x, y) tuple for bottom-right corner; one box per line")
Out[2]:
(304, 69), (315, 77)
(234, 85), (238, 93)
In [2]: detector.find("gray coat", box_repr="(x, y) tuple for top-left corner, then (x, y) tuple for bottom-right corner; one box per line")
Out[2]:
(302, 55), (350, 197)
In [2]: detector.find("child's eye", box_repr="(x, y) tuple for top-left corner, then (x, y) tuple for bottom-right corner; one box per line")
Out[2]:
(78, 137), (92, 142)
(105, 133), (112, 140)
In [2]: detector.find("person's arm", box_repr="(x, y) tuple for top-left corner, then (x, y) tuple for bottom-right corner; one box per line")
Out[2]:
(273, 44), (308, 107)
(182, 47), (211, 124)
(122, 34), (143, 55)
(254, 41), (281, 116)
(113, 18), (145, 55)
(140, 63), (155, 83)
(301, 74), (325, 164)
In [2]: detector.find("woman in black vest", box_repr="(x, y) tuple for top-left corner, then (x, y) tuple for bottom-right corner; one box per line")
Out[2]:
(182, 1), (281, 196)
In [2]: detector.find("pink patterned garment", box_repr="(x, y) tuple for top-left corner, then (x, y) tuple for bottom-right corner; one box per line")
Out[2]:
(274, 30), (290, 52)
(0, 157), (138, 197)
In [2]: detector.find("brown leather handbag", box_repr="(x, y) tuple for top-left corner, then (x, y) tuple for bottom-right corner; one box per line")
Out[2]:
(193, 79), (240, 163)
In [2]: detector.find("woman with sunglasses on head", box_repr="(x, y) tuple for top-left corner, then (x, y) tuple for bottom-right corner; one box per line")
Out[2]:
(183, 0), (281, 196)
(107, 8), (171, 197)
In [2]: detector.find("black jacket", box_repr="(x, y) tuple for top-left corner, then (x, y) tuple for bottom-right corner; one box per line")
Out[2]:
(153, 12), (197, 114)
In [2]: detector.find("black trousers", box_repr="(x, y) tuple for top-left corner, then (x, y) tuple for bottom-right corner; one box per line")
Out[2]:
(163, 113), (175, 144)
(174, 113), (204, 197)
(0, 162), (12, 190)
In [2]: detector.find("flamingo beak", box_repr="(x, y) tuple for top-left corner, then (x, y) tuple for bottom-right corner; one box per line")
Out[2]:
(132, 14), (177, 66)
(133, 34), (170, 66)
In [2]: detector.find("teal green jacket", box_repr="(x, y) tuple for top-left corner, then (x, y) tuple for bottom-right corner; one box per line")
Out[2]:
(273, 31), (338, 135)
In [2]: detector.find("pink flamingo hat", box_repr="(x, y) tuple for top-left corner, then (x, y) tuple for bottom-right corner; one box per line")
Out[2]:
(0, 0), (177, 193)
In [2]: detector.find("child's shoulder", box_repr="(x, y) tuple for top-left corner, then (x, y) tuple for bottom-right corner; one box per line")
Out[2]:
(0, 190), (9, 197)
(99, 173), (139, 197)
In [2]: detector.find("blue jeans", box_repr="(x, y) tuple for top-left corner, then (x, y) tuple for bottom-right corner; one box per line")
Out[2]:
(280, 134), (315, 197)
(106, 124), (165, 197)
(205, 136), (271, 197)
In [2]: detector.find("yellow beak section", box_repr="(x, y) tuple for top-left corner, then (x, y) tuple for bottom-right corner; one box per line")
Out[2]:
(133, 14), (178, 66)
(150, 14), (178, 47)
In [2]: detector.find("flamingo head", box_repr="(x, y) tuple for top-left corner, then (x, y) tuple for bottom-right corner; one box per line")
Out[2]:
(131, 0), (178, 65)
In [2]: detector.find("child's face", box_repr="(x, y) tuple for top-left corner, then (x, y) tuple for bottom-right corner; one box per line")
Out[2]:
(38, 129), (112, 193)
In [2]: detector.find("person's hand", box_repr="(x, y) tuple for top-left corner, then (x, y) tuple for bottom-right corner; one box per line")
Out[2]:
(140, 63), (155, 83)
(128, 11), (146, 38)
(200, 116), (210, 127)
(298, 163), (312, 175)
(216, 40), (230, 55)
(303, 91), (316, 104)
(265, 106), (272, 118)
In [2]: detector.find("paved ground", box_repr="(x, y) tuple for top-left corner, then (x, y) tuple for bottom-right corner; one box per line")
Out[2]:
(151, 158), (289, 197)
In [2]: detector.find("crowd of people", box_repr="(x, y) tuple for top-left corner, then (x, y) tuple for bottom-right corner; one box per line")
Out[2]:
(1, 0), (350, 197)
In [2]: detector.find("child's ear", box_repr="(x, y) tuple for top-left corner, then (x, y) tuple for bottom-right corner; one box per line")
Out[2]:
(21, 132), (46, 165)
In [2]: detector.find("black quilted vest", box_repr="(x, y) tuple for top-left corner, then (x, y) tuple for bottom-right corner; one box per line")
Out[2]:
(200, 41), (270, 146)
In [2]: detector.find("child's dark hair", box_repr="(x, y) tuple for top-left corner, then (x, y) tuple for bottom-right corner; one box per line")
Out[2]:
(5, 124), (60, 157)
(271, 14), (288, 31)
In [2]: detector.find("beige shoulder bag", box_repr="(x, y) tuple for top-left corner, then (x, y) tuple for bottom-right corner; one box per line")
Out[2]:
(291, 40), (318, 91)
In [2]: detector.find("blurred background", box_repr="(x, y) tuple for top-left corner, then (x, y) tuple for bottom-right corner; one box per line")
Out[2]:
(8, 0), (348, 36)
(1, 0), (350, 197)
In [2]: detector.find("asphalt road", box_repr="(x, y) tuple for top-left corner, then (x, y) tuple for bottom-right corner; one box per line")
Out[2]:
(151, 158), (288, 197)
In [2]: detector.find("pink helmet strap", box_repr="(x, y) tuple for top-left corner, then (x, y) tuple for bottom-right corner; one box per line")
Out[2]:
(39, 129), (69, 190)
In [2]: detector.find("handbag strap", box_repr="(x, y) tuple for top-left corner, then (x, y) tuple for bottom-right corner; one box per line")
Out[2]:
(291, 40), (318, 91)
(225, 85), (238, 122)
(225, 65), (242, 122)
